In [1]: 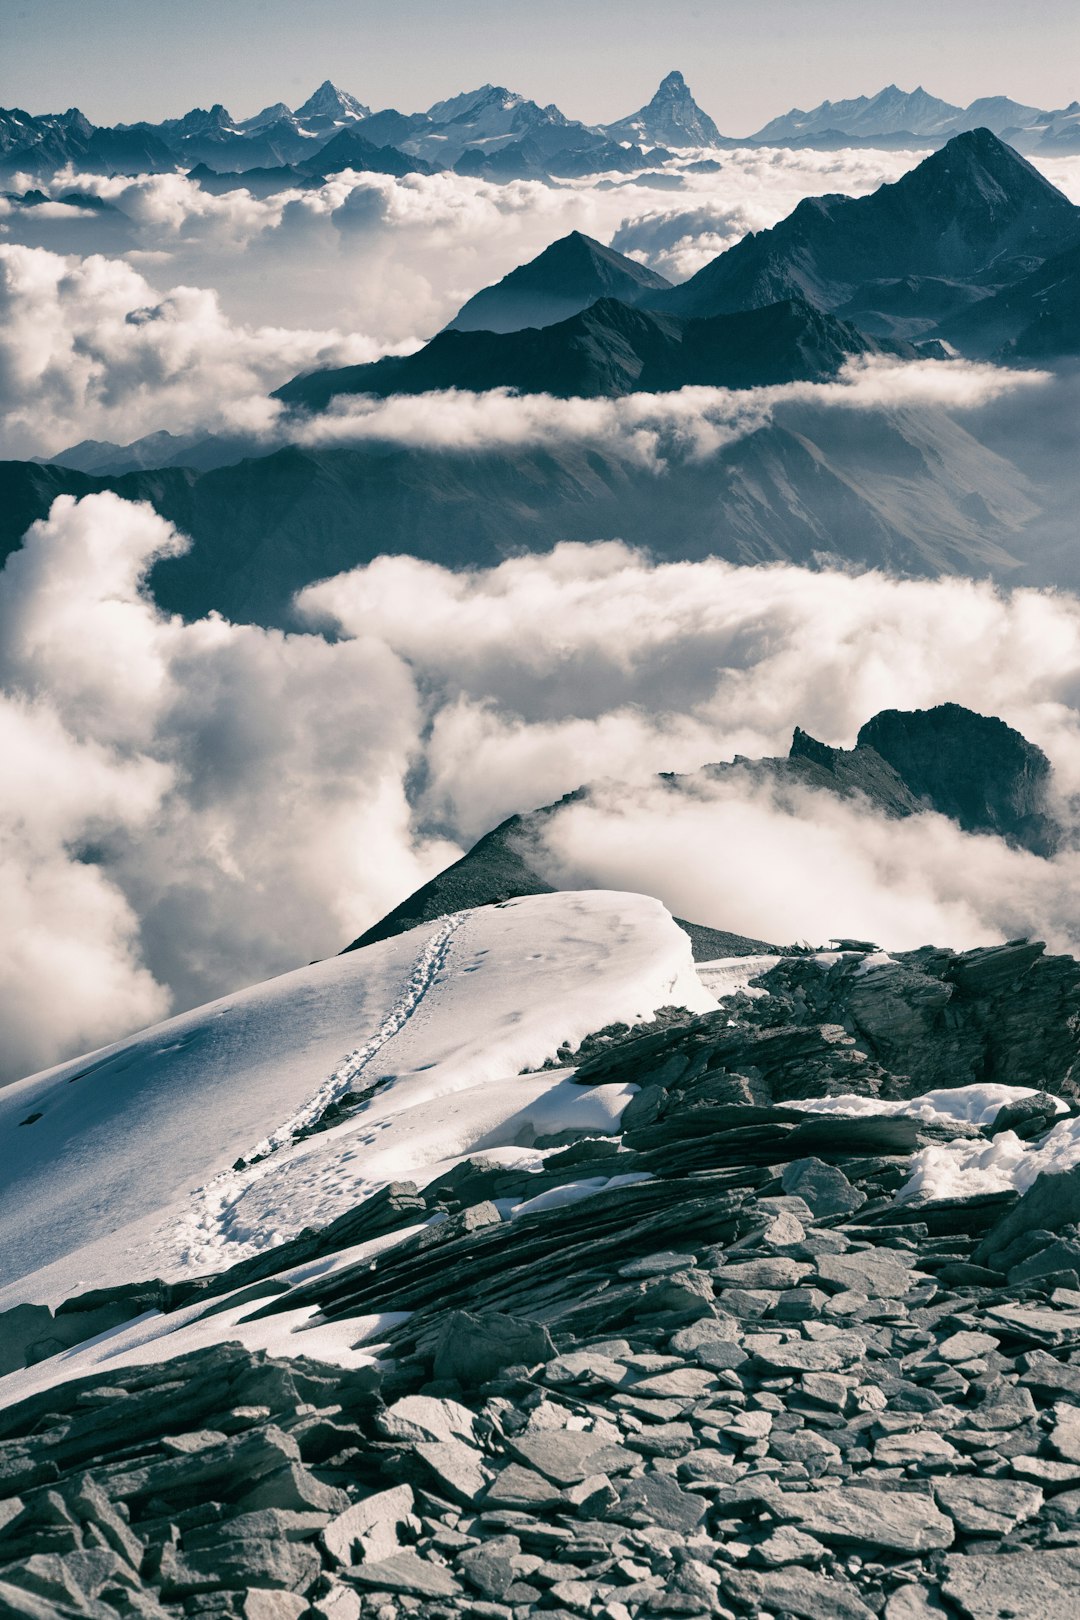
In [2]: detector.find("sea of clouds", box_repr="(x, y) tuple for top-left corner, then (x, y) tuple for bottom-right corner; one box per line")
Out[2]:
(8, 493), (1080, 1082)
(0, 144), (1014, 458)
(3, 144), (1080, 1081)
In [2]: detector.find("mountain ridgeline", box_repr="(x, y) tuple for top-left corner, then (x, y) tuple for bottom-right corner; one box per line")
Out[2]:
(5, 73), (1080, 188)
(272, 130), (1080, 421)
(644, 129), (1080, 335)
(275, 295), (914, 411)
(345, 703), (1059, 952)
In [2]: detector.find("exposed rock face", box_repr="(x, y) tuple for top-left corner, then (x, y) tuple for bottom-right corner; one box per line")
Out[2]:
(603, 70), (725, 148)
(858, 702), (1057, 852)
(346, 702), (1060, 952)
(647, 129), (1080, 328)
(275, 295), (908, 412)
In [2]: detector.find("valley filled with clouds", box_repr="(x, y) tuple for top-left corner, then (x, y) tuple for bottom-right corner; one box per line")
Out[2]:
(3, 125), (1080, 1080)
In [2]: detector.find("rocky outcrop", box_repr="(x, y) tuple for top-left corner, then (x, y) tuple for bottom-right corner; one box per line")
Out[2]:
(347, 703), (1061, 953)
(6, 923), (1080, 1614)
(857, 703), (1057, 852)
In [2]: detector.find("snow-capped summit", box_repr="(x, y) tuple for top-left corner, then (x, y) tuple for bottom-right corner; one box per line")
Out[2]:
(293, 79), (371, 125)
(752, 83), (963, 142)
(604, 69), (724, 148)
(239, 99), (294, 132)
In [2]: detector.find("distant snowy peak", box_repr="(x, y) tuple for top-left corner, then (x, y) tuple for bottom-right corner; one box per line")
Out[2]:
(753, 84), (962, 142)
(425, 84), (531, 125)
(748, 84), (1080, 151)
(408, 83), (593, 164)
(238, 101), (293, 133)
(605, 70), (723, 148)
(293, 79), (370, 124)
(164, 103), (238, 137)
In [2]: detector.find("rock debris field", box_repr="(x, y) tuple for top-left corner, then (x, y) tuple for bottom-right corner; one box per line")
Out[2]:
(6, 936), (1080, 1618)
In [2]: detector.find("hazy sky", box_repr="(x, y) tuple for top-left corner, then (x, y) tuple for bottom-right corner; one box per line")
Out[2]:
(4, 0), (1077, 134)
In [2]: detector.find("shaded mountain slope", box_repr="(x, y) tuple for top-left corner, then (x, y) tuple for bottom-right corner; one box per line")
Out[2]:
(648, 130), (1080, 323)
(345, 704), (1058, 952)
(446, 231), (672, 333)
(0, 389), (1044, 626)
(940, 238), (1080, 358)
(275, 297), (914, 411)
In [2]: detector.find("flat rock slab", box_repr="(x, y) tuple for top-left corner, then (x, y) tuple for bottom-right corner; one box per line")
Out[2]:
(347, 1551), (462, 1598)
(743, 1333), (861, 1374)
(322, 1485), (416, 1567)
(606, 1474), (708, 1533)
(934, 1477), (1043, 1536)
(943, 1548), (1080, 1619)
(726, 1568), (876, 1620)
(412, 1439), (490, 1505)
(483, 1463), (565, 1509)
(377, 1395), (477, 1444)
(506, 1430), (638, 1485)
(784, 1486), (955, 1552)
(985, 1304), (1080, 1347)
(815, 1251), (922, 1299)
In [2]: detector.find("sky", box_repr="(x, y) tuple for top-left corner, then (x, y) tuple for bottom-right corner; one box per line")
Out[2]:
(3, 0), (1078, 135)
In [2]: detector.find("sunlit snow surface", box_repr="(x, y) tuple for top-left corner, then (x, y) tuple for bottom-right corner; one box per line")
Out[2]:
(793, 1083), (1078, 1203)
(0, 890), (715, 1311)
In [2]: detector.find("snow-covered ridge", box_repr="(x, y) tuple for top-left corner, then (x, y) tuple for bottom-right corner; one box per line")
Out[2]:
(0, 890), (715, 1310)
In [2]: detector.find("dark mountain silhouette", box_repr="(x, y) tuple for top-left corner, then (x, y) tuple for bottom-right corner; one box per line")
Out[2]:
(0, 107), (176, 176)
(446, 231), (671, 333)
(345, 704), (1058, 952)
(857, 704), (1057, 853)
(275, 296), (912, 411)
(603, 70), (724, 147)
(647, 130), (1080, 324)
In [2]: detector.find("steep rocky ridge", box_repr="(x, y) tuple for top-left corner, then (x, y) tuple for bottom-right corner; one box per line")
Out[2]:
(646, 130), (1080, 339)
(275, 297), (911, 412)
(345, 704), (1059, 953)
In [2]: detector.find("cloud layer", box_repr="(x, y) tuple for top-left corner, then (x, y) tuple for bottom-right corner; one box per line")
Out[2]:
(0, 147), (943, 456)
(11, 497), (1080, 1082)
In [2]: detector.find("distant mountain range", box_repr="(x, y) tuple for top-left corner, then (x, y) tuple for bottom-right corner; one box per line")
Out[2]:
(750, 84), (1080, 154)
(3, 74), (1080, 186)
(3, 368), (1056, 626)
(7, 135), (1080, 627)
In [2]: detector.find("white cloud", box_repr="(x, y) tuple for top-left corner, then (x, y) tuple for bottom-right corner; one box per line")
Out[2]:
(272, 359), (1050, 462)
(0, 244), (384, 457)
(13, 498), (1080, 1085)
(0, 148), (931, 354)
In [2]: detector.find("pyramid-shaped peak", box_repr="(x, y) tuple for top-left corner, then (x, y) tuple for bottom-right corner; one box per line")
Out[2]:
(294, 80), (369, 120)
(607, 70), (722, 145)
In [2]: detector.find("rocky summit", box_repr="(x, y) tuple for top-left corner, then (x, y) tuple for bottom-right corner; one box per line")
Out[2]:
(6, 895), (1080, 1615)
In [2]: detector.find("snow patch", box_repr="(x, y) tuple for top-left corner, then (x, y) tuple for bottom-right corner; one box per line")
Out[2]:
(0, 890), (715, 1309)
(789, 1082), (1067, 1127)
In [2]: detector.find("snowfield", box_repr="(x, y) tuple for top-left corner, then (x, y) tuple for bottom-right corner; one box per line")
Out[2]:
(0, 890), (716, 1311)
